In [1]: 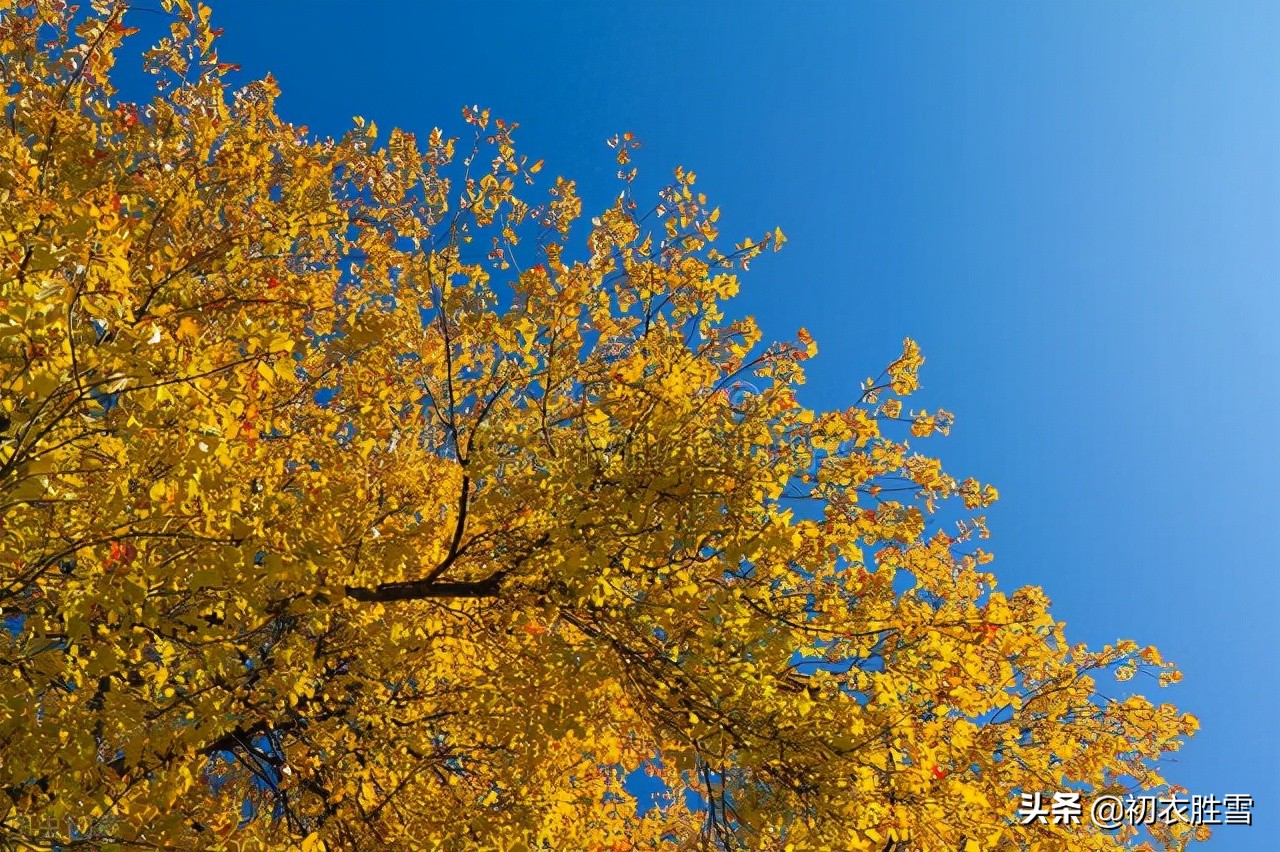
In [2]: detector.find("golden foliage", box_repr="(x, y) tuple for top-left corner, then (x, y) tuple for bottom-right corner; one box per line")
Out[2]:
(0, 2), (1197, 849)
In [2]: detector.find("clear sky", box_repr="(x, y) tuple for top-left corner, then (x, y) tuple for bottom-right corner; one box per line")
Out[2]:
(120, 2), (1278, 846)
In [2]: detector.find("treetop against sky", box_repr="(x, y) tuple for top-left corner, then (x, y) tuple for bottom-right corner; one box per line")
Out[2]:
(3, 0), (1274, 849)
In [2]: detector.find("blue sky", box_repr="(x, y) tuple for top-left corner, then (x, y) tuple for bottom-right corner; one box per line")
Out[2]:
(122, 2), (1277, 846)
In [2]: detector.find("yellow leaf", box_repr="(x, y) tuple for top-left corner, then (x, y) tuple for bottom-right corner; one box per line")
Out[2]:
(256, 360), (276, 385)
(176, 317), (200, 342)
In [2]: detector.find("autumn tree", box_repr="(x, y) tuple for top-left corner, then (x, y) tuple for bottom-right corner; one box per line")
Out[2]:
(0, 2), (1201, 849)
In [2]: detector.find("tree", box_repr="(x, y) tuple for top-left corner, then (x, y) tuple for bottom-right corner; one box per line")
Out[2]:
(0, 2), (1201, 849)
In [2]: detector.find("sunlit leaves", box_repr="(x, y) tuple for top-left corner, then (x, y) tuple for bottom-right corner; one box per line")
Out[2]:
(0, 1), (1198, 849)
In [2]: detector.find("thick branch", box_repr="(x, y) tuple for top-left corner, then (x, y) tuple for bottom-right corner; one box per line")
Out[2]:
(343, 572), (506, 603)
(344, 533), (549, 603)
(423, 474), (470, 584)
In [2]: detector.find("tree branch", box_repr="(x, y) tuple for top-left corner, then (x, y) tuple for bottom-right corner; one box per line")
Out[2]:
(343, 571), (506, 603)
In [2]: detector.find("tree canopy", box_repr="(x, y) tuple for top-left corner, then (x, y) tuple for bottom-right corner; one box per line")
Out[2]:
(0, 1), (1200, 849)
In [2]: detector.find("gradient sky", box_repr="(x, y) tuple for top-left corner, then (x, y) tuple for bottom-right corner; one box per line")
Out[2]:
(118, 2), (1278, 846)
